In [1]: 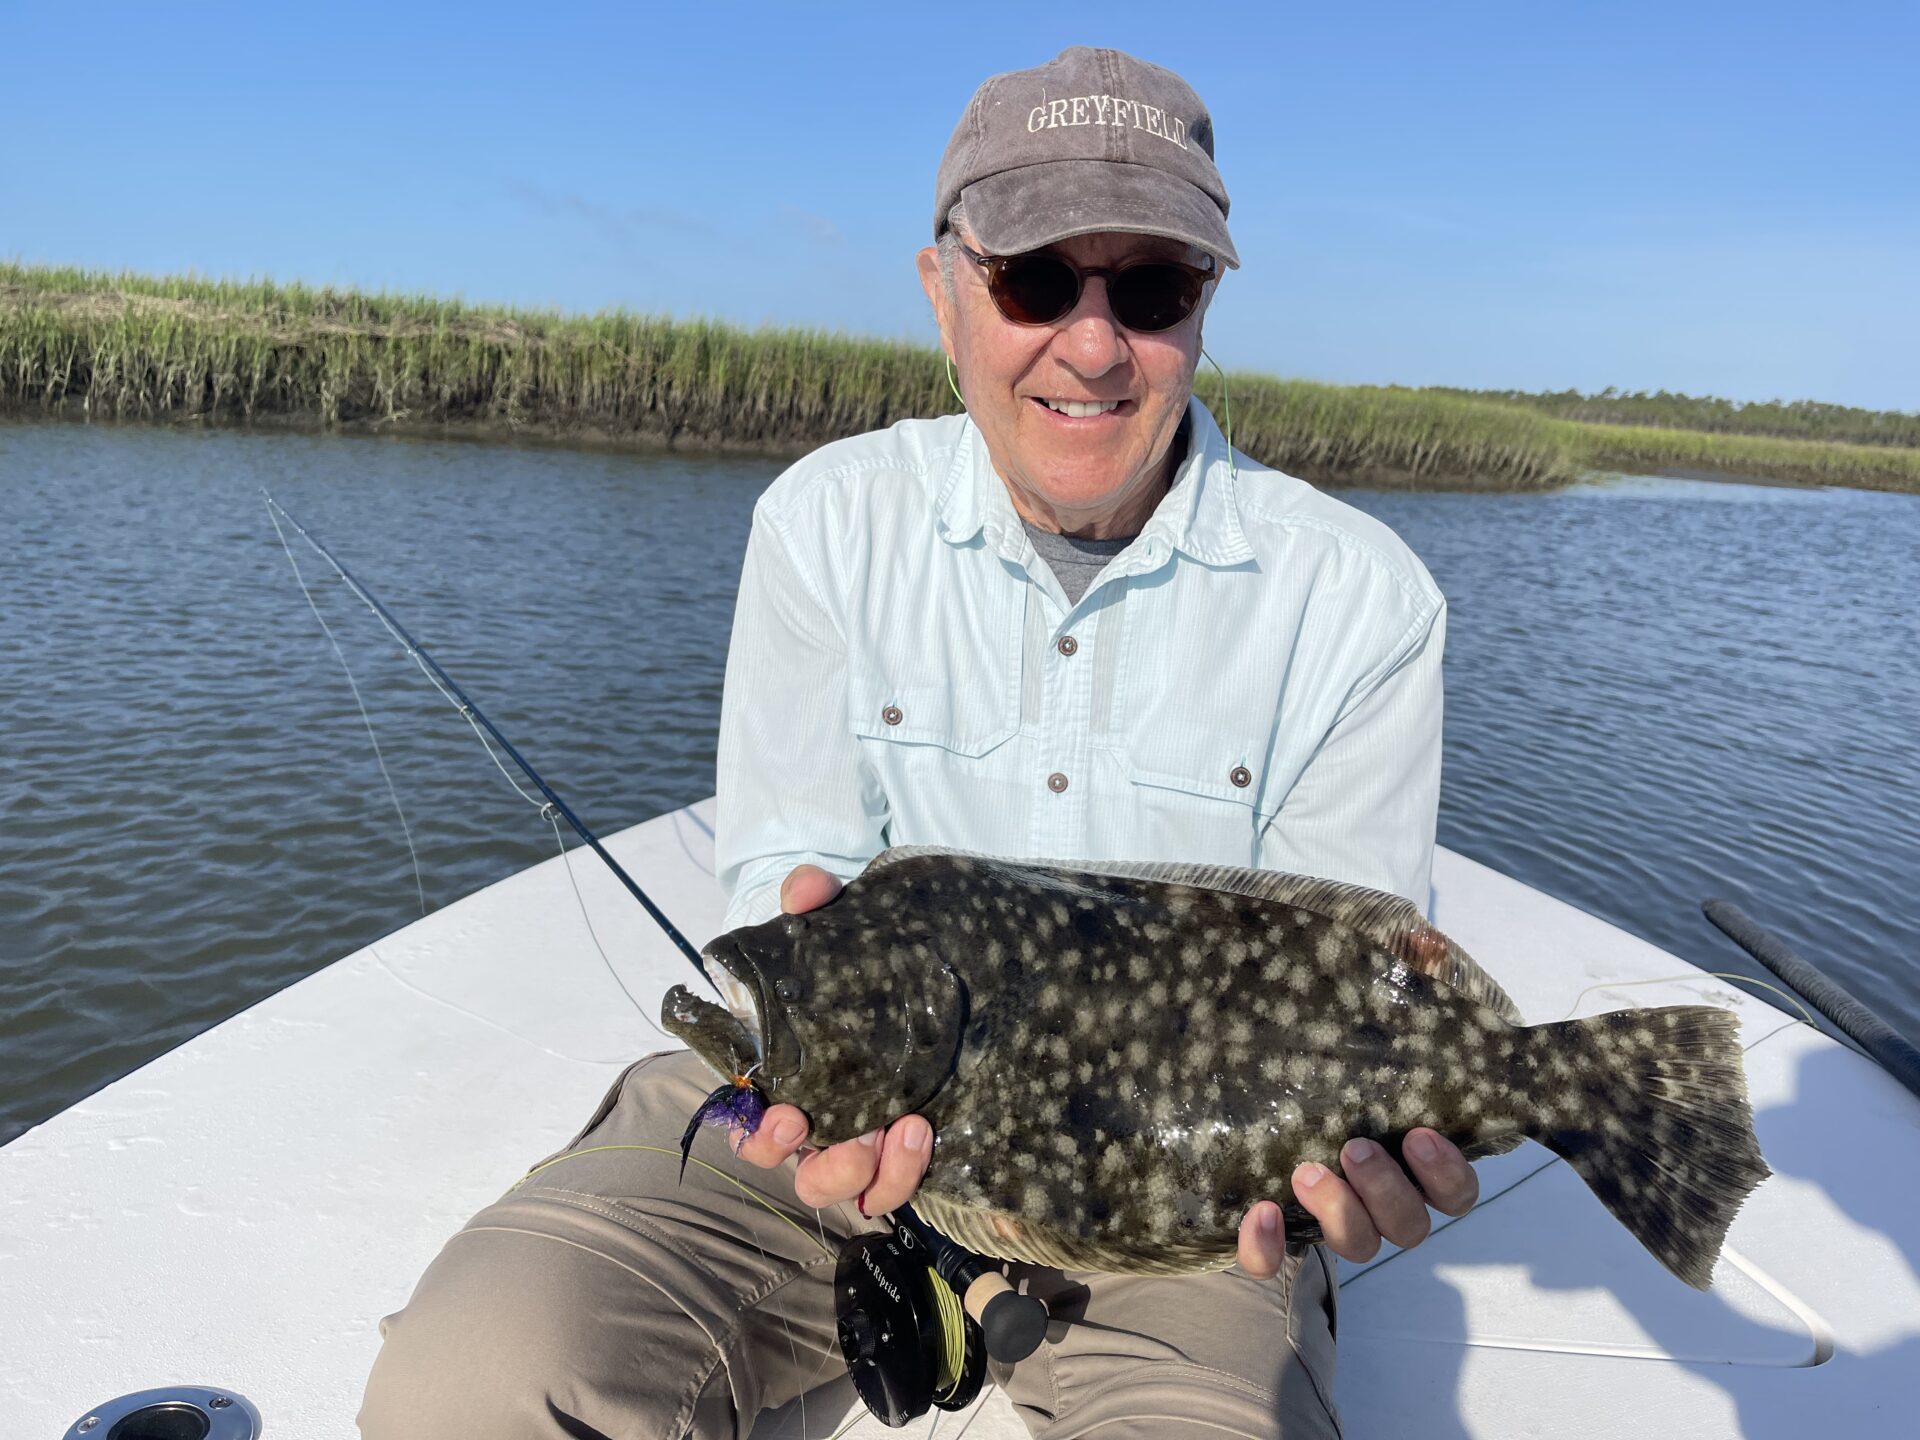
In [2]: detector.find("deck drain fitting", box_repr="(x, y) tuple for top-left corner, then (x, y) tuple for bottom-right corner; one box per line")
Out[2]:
(66, 1388), (261, 1440)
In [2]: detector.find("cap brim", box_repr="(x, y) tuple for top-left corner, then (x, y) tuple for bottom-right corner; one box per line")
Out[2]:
(959, 158), (1239, 269)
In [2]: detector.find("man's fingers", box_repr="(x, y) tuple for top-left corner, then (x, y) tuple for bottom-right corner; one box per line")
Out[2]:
(1339, 1138), (1431, 1250)
(792, 1129), (883, 1209)
(734, 1104), (811, 1169)
(788, 1116), (934, 1213)
(1293, 1160), (1381, 1263)
(1403, 1128), (1479, 1217)
(858, 1115), (934, 1217)
(1236, 1200), (1286, 1279)
(780, 865), (843, 915)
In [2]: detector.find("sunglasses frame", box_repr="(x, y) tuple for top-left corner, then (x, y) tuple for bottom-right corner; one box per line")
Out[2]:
(956, 241), (1216, 333)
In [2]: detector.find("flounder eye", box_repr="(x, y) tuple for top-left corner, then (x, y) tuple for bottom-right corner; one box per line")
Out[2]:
(774, 976), (806, 1001)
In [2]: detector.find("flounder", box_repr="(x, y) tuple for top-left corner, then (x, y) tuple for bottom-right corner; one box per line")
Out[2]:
(662, 849), (1769, 1287)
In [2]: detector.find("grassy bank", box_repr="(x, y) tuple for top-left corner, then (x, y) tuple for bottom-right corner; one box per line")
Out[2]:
(3, 263), (1914, 494)
(1563, 421), (1920, 494)
(1435, 385), (1920, 450)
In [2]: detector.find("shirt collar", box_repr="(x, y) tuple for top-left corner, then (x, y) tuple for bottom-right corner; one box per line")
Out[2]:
(933, 398), (1252, 568)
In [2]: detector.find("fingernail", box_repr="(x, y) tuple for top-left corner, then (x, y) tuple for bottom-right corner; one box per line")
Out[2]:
(856, 1129), (879, 1148)
(1407, 1130), (1440, 1163)
(1258, 1205), (1280, 1235)
(1295, 1162), (1327, 1189)
(773, 1116), (806, 1147)
(903, 1122), (929, 1154)
(1346, 1138), (1378, 1165)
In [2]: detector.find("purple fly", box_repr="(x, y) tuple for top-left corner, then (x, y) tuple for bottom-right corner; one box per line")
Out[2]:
(679, 1073), (768, 1180)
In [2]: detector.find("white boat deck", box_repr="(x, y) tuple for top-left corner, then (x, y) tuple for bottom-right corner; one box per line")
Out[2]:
(5, 801), (1917, 1436)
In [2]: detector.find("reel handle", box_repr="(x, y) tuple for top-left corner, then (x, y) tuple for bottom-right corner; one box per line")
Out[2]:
(962, 1271), (1049, 1364)
(894, 1206), (1049, 1363)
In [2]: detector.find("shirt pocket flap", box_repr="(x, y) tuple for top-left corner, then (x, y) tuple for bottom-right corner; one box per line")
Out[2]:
(849, 675), (1018, 758)
(1121, 722), (1280, 815)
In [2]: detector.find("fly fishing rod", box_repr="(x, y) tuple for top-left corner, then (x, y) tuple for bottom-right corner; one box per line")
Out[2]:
(1704, 898), (1920, 1101)
(267, 492), (1046, 1424)
(262, 491), (716, 994)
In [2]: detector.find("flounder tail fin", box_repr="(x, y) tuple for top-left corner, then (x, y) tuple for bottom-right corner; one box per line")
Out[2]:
(1525, 1006), (1770, 1289)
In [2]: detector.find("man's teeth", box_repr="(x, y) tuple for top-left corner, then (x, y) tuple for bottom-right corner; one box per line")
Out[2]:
(1040, 398), (1121, 418)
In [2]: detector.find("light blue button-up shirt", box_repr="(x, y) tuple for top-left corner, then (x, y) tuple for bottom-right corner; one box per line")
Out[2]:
(716, 399), (1445, 929)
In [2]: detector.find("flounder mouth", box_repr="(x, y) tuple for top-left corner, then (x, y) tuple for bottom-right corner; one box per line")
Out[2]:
(664, 937), (797, 1082)
(701, 941), (765, 1058)
(659, 984), (758, 1079)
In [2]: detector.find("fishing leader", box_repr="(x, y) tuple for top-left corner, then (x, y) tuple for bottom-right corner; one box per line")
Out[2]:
(363, 45), (1475, 1440)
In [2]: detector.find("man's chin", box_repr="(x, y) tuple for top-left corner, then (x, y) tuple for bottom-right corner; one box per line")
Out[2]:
(1024, 448), (1153, 501)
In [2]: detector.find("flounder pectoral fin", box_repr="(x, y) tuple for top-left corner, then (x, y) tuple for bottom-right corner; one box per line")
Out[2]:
(863, 847), (1522, 1024)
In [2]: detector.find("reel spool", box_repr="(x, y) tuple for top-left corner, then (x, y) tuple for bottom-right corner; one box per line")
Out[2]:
(835, 1229), (987, 1426)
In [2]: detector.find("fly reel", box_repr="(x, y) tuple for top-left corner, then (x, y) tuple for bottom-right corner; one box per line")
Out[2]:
(836, 1225), (987, 1425)
(836, 1207), (1048, 1426)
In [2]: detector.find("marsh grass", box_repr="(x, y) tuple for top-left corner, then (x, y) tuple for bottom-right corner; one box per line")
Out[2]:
(1435, 386), (1920, 450)
(3, 263), (1913, 493)
(0, 264), (951, 450)
(1561, 421), (1920, 494)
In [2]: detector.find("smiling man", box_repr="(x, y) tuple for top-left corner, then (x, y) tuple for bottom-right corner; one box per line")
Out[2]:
(362, 47), (1468, 1440)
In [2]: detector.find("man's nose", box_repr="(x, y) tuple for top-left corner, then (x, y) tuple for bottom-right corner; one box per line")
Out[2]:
(1053, 277), (1128, 377)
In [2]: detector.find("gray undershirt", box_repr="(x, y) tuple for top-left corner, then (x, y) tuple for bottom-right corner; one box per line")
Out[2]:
(1023, 521), (1137, 605)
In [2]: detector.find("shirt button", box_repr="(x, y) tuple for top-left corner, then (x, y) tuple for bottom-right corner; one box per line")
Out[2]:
(1229, 766), (1253, 788)
(1046, 772), (1069, 793)
(1056, 635), (1078, 657)
(882, 705), (903, 726)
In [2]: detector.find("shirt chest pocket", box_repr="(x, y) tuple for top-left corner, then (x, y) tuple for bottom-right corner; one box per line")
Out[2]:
(1110, 714), (1316, 867)
(848, 674), (1020, 757)
(1121, 721), (1288, 816)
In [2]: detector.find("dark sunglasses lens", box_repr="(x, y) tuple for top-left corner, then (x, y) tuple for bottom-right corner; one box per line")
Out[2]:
(1108, 264), (1203, 332)
(991, 255), (1080, 324)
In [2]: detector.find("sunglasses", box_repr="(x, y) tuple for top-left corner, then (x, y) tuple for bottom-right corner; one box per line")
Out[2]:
(958, 241), (1215, 333)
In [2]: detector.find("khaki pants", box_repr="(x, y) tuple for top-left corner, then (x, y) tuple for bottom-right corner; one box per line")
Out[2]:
(359, 1051), (1341, 1439)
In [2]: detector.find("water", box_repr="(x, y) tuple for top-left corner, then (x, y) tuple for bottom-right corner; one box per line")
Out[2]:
(2, 424), (1916, 1145)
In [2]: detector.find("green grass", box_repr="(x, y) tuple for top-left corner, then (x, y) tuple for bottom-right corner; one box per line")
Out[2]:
(1212, 373), (1573, 490)
(3, 262), (1914, 494)
(1561, 420), (1920, 493)
(0, 263), (952, 449)
(1433, 385), (1920, 450)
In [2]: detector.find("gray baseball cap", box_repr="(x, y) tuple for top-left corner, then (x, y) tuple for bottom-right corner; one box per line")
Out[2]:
(933, 47), (1238, 268)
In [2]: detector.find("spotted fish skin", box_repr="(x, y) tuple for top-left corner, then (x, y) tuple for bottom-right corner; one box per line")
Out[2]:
(663, 851), (1769, 1287)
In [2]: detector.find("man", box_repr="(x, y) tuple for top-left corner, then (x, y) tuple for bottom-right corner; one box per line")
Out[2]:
(361, 46), (1475, 1439)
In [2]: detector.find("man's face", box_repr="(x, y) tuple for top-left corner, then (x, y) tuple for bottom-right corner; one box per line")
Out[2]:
(917, 229), (1213, 536)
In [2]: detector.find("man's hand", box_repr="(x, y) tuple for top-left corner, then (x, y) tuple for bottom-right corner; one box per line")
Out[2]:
(1236, 1130), (1480, 1278)
(733, 864), (936, 1214)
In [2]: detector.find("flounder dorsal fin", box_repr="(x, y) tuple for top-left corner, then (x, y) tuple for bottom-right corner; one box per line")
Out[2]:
(862, 847), (1522, 1024)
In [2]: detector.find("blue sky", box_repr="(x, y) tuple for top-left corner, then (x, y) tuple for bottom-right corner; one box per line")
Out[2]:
(4, 2), (1914, 409)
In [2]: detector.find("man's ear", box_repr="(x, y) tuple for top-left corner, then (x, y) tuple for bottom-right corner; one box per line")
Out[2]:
(916, 246), (956, 358)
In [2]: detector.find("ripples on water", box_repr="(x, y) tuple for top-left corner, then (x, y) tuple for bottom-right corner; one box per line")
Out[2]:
(1, 424), (1916, 1143)
(1, 425), (779, 1143)
(1351, 476), (1919, 1038)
